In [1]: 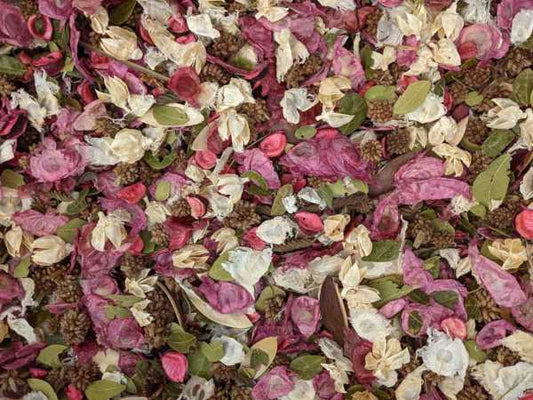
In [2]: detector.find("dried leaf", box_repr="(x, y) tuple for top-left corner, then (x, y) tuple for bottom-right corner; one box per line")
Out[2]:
(0, 55), (26, 77)
(512, 68), (533, 106)
(85, 380), (126, 400)
(393, 80), (431, 115)
(168, 323), (197, 353)
(362, 240), (401, 262)
(37, 345), (68, 368)
(472, 154), (511, 210)
(290, 354), (325, 380)
(271, 184), (293, 216)
(56, 218), (86, 243)
(319, 277), (348, 345)
(482, 130), (515, 158)
(28, 379), (58, 400)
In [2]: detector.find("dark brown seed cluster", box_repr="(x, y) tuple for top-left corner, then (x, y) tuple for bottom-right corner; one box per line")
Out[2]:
(360, 140), (383, 163)
(201, 63), (232, 86)
(367, 99), (395, 124)
(386, 129), (411, 155)
(209, 30), (246, 61)
(285, 54), (324, 88)
(223, 201), (261, 230)
(168, 198), (192, 218)
(59, 309), (92, 346)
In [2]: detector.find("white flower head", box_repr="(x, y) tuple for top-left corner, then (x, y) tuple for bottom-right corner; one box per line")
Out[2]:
(483, 98), (527, 129)
(417, 329), (469, 378)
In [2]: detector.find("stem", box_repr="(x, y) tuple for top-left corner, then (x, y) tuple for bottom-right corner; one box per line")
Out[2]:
(79, 42), (170, 83)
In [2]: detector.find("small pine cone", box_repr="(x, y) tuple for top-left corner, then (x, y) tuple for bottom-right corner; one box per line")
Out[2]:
(363, 8), (383, 37)
(430, 228), (455, 248)
(462, 67), (492, 88)
(143, 288), (175, 348)
(200, 63), (232, 86)
(150, 223), (169, 247)
(45, 367), (69, 392)
(0, 74), (16, 97)
(285, 54), (324, 88)
(474, 82), (512, 113)
(487, 195), (522, 229)
(17, 127), (41, 152)
(307, 176), (327, 188)
(30, 264), (67, 293)
(59, 309), (91, 346)
(472, 288), (501, 323)
(502, 47), (532, 77)
(67, 363), (101, 391)
(449, 81), (469, 105)
(352, 196), (374, 214)
(238, 99), (270, 126)
(18, 0), (39, 16)
(367, 99), (395, 124)
(120, 253), (148, 279)
(0, 369), (29, 398)
(169, 198), (192, 218)
(468, 152), (491, 177)
(223, 201), (261, 230)
(457, 375), (489, 400)
(464, 117), (489, 145)
(138, 161), (161, 185)
(229, 385), (252, 400)
(373, 70), (396, 86)
(93, 118), (122, 137)
(114, 162), (140, 186)
(56, 276), (82, 303)
(490, 346), (522, 366)
(212, 362), (237, 383)
(408, 216), (434, 245)
(387, 129), (411, 155)
(79, 201), (100, 223)
(209, 30), (245, 61)
(360, 140), (383, 163)
(263, 295), (285, 322)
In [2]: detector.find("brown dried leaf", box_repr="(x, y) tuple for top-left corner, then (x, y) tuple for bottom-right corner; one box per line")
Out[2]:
(319, 277), (348, 345)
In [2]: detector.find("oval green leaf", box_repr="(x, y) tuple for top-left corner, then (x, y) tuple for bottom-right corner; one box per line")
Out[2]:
(152, 105), (190, 126)
(85, 380), (126, 400)
(0, 55), (26, 77)
(56, 218), (87, 243)
(294, 125), (317, 140)
(290, 354), (325, 380)
(37, 344), (68, 368)
(155, 181), (171, 201)
(364, 85), (397, 101)
(168, 323), (197, 353)
(28, 379), (58, 400)
(393, 80), (431, 115)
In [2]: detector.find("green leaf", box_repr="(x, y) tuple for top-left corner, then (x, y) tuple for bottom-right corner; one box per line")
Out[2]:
(144, 151), (177, 170)
(152, 105), (190, 126)
(271, 184), (293, 216)
(408, 311), (423, 335)
(408, 289), (431, 305)
(85, 380), (126, 400)
(56, 218), (86, 243)
(242, 170), (268, 190)
(364, 85), (397, 101)
(168, 323), (197, 353)
(512, 68), (533, 106)
(368, 279), (413, 307)
(155, 181), (171, 201)
(108, 294), (143, 307)
(362, 240), (401, 262)
(423, 256), (441, 279)
(105, 306), (131, 319)
(1, 169), (24, 188)
(250, 348), (270, 369)
(37, 345), (68, 368)
(255, 286), (285, 312)
(208, 252), (233, 281)
(0, 55), (26, 77)
(65, 188), (90, 215)
(290, 354), (325, 380)
(393, 80), (431, 115)
(465, 91), (484, 106)
(200, 342), (224, 362)
(464, 340), (487, 362)
(482, 130), (515, 158)
(13, 257), (31, 278)
(140, 231), (156, 254)
(472, 154), (511, 210)
(294, 125), (317, 139)
(339, 93), (367, 134)
(317, 185), (334, 208)
(109, 0), (137, 25)
(469, 203), (486, 218)
(27, 379), (58, 400)
(188, 350), (211, 379)
(431, 290), (459, 309)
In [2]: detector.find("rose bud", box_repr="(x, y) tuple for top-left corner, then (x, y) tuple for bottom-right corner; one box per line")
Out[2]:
(27, 14), (53, 41)
(440, 317), (467, 339)
(294, 211), (324, 234)
(260, 132), (287, 157)
(116, 182), (146, 204)
(168, 67), (200, 105)
(187, 196), (206, 219)
(195, 150), (217, 169)
(32, 51), (63, 76)
(516, 208), (533, 239)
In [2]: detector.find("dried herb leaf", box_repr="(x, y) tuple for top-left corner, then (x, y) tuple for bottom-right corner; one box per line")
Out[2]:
(85, 380), (126, 400)
(472, 154), (511, 210)
(109, 0), (136, 25)
(482, 130), (515, 158)
(155, 181), (171, 201)
(168, 323), (197, 353)
(319, 277), (348, 345)
(37, 345), (68, 368)
(271, 184), (293, 216)
(362, 240), (401, 262)
(294, 125), (317, 139)
(27, 379), (58, 400)
(56, 218), (86, 243)
(393, 80), (431, 115)
(339, 93), (367, 134)
(208, 252), (233, 281)
(200, 342), (224, 362)
(290, 354), (325, 380)
(512, 68), (533, 106)
(430, 290), (459, 309)
(0, 55), (26, 77)
(152, 105), (190, 126)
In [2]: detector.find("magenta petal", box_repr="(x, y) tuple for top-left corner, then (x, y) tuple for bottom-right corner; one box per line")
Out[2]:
(161, 352), (188, 383)
(476, 320), (516, 349)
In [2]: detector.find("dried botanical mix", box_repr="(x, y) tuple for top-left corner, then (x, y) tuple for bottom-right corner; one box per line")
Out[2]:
(1, 1), (533, 400)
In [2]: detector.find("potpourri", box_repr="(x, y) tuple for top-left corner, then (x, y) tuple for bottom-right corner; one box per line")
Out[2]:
(0, 0), (533, 399)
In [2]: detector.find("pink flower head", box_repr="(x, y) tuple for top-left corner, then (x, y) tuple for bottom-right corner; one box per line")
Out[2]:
(294, 211), (324, 234)
(456, 24), (509, 60)
(476, 319), (516, 349)
(13, 209), (69, 236)
(0, 2), (33, 47)
(252, 366), (295, 400)
(30, 139), (86, 182)
(32, 51), (64, 76)
(332, 36), (365, 89)
(107, 318), (144, 349)
(168, 67), (201, 105)
(161, 352), (188, 382)
(198, 278), (254, 314)
(39, 0), (73, 20)
(497, 0), (533, 30)
(516, 208), (533, 239)
(260, 132), (287, 157)
(289, 295), (321, 338)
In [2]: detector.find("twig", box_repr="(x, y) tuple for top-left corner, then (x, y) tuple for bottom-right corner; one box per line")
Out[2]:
(79, 42), (170, 83)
